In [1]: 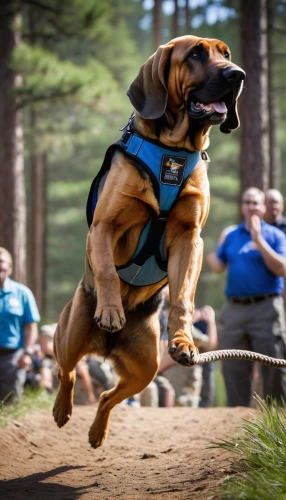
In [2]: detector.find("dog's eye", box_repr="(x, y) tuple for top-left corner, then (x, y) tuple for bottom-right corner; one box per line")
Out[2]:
(224, 51), (230, 59)
(189, 49), (200, 59)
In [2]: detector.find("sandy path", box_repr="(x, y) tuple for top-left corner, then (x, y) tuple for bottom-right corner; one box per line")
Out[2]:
(0, 405), (251, 499)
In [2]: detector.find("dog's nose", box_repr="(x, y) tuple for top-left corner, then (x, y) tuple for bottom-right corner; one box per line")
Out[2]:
(222, 66), (245, 85)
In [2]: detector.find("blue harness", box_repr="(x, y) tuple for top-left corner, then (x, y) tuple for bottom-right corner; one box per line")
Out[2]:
(86, 125), (203, 287)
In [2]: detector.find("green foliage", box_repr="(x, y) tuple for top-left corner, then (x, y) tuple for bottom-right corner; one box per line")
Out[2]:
(13, 0), (143, 319)
(12, 42), (117, 105)
(19, 0), (111, 42)
(14, 0), (286, 321)
(214, 362), (227, 407)
(0, 388), (54, 428)
(212, 396), (286, 499)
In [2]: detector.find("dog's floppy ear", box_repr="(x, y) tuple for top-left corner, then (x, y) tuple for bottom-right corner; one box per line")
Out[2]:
(127, 43), (174, 120)
(220, 101), (239, 134)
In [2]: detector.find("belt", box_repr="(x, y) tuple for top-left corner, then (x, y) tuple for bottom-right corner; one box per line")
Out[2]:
(228, 292), (279, 305)
(0, 348), (18, 355)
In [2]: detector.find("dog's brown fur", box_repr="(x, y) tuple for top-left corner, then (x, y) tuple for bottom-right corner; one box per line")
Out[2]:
(53, 35), (245, 448)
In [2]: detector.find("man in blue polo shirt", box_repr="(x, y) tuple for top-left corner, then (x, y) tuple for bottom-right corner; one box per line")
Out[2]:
(207, 187), (286, 407)
(0, 247), (40, 403)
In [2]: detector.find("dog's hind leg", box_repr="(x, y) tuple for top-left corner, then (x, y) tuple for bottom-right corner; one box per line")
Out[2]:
(53, 281), (95, 428)
(88, 315), (160, 448)
(88, 356), (158, 449)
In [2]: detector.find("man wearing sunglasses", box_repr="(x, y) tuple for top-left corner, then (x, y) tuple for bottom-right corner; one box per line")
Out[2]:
(207, 187), (286, 407)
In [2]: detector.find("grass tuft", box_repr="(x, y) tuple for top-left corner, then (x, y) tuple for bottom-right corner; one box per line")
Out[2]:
(0, 388), (54, 427)
(210, 395), (286, 500)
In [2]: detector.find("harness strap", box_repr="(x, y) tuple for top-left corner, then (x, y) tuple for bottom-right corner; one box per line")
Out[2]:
(121, 132), (161, 202)
(86, 143), (121, 227)
(129, 210), (168, 270)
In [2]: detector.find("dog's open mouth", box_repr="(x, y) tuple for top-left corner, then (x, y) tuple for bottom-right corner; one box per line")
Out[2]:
(192, 100), (227, 115)
(187, 89), (234, 122)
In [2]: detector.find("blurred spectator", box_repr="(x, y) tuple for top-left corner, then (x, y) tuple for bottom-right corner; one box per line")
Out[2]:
(159, 318), (215, 407)
(144, 286), (218, 408)
(193, 306), (218, 407)
(264, 189), (286, 234)
(0, 247), (40, 404)
(206, 187), (286, 407)
(255, 188), (286, 401)
(25, 323), (59, 394)
(86, 355), (115, 398)
(140, 286), (175, 408)
(33, 323), (115, 404)
(75, 358), (96, 405)
(37, 323), (98, 404)
(38, 323), (60, 393)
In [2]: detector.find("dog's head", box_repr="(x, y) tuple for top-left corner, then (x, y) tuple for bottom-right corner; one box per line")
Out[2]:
(127, 35), (245, 146)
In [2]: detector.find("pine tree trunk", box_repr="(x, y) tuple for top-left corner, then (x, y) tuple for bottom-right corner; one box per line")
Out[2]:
(239, 0), (270, 193)
(0, 5), (26, 283)
(185, 0), (191, 32)
(172, 0), (179, 39)
(29, 134), (46, 313)
(153, 0), (162, 50)
(28, 8), (46, 312)
(267, 1), (281, 188)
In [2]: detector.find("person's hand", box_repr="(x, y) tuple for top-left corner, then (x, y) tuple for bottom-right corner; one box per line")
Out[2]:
(217, 225), (237, 247)
(193, 305), (215, 324)
(250, 215), (263, 245)
(18, 353), (32, 370)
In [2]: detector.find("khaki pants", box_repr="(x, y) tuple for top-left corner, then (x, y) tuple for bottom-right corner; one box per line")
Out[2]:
(163, 364), (203, 407)
(219, 295), (286, 407)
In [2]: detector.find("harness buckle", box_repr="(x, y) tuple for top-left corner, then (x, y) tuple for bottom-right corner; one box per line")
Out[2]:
(121, 131), (131, 145)
(119, 112), (135, 132)
(158, 210), (168, 222)
(201, 151), (210, 162)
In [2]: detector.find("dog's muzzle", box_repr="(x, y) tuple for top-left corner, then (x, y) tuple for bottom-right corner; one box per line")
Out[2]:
(186, 66), (245, 122)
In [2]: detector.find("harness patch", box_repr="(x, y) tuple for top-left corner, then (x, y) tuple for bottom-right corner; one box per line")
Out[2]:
(160, 155), (186, 186)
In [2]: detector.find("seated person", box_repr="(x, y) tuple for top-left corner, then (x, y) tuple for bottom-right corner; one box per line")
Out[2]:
(193, 306), (218, 407)
(25, 324), (57, 394)
(33, 324), (97, 404)
(85, 355), (115, 396)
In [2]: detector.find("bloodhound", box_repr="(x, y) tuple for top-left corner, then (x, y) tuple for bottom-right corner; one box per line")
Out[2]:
(53, 35), (245, 448)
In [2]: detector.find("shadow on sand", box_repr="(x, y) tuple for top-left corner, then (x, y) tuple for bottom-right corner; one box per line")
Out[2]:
(0, 465), (101, 499)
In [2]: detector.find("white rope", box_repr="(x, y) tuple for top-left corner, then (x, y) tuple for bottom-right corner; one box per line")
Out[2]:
(196, 349), (286, 368)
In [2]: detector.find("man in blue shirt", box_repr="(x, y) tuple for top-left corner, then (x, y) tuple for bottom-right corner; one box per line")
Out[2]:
(0, 247), (40, 403)
(207, 188), (286, 407)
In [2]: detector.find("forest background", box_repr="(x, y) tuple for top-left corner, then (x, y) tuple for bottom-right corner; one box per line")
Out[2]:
(0, 0), (286, 324)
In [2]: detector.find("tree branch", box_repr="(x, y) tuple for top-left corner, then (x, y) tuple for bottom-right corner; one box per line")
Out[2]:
(268, 25), (286, 36)
(15, 86), (82, 109)
(21, 0), (66, 15)
(272, 52), (286, 57)
(22, 32), (59, 41)
(46, 15), (80, 38)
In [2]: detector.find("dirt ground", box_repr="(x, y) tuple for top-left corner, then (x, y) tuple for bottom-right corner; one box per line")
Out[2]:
(0, 404), (252, 500)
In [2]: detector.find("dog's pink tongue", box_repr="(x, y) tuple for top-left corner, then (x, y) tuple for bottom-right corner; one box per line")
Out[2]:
(212, 101), (227, 113)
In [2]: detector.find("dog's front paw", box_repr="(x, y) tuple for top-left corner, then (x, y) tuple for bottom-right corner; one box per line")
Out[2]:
(168, 333), (199, 367)
(95, 305), (126, 332)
